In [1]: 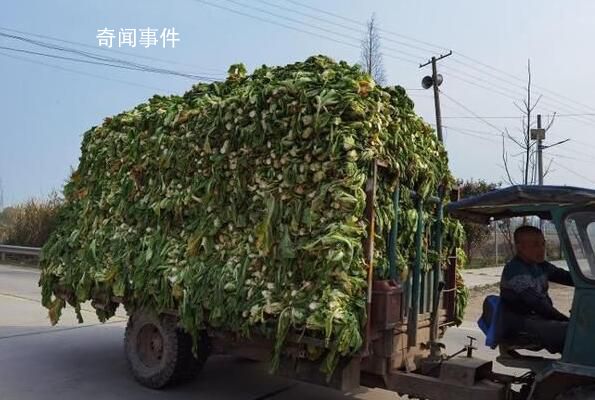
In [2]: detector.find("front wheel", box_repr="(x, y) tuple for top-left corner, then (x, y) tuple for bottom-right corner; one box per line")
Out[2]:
(124, 310), (209, 389)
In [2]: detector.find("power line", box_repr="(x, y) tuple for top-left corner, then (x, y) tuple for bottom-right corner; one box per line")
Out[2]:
(442, 111), (595, 156)
(243, 0), (578, 116)
(442, 124), (595, 156)
(221, 0), (368, 49)
(407, 93), (435, 99)
(273, 2), (595, 125)
(454, 52), (595, 116)
(546, 143), (595, 162)
(282, 0), (448, 53)
(562, 139), (595, 152)
(0, 45), (216, 81)
(448, 56), (595, 120)
(448, 126), (595, 160)
(255, 0), (362, 36)
(550, 159), (595, 185)
(447, 129), (500, 143)
(439, 90), (505, 134)
(442, 113), (595, 119)
(239, 2), (595, 181)
(444, 73), (595, 131)
(253, 0), (441, 57)
(201, 0), (595, 129)
(195, 0), (421, 65)
(194, 1), (364, 53)
(446, 61), (595, 128)
(443, 125), (503, 138)
(0, 25), (226, 75)
(0, 33), (218, 81)
(445, 66), (595, 127)
(0, 51), (169, 92)
(548, 152), (592, 164)
(439, 65), (595, 128)
(439, 64), (595, 127)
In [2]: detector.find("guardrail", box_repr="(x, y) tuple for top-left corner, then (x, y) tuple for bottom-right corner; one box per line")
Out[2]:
(0, 244), (42, 261)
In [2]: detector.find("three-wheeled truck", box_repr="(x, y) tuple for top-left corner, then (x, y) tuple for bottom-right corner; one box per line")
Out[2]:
(83, 182), (595, 399)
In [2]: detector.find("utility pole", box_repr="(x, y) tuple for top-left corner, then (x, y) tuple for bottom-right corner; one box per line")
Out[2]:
(529, 115), (546, 231)
(531, 114), (570, 234)
(537, 114), (544, 186)
(530, 114), (546, 186)
(420, 51), (452, 143)
(531, 113), (570, 186)
(421, 51), (452, 361)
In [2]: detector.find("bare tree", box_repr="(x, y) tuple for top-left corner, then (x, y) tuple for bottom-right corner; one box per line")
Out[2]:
(501, 59), (556, 185)
(498, 60), (557, 247)
(360, 14), (386, 85)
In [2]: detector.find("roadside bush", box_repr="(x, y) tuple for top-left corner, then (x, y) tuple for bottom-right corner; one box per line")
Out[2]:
(0, 193), (62, 247)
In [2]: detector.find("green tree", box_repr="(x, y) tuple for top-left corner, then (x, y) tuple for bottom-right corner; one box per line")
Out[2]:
(458, 179), (501, 260)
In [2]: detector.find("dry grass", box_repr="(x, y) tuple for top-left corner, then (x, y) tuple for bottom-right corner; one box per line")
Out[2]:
(0, 193), (62, 247)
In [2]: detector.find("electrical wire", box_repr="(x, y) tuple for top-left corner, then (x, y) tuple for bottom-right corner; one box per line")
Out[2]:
(0, 44), (218, 81)
(443, 125), (503, 138)
(454, 52), (595, 115)
(0, 32), (219, 81)
(0, 51), (169, 92)
(252, 2), (595, 126)
(447, 129), (500, 143)
(442, 66), (595, 127)
(268, 1), (595, 126)
(194, 0), (421, 65)
(442, 113), (595, 119)
(550, 160), (595, 185)
(439, 90), (505, 133)
(230, 0), (595, 162)
(0, 25), (226, 75)
(282, 0), (449, 53)
(253, 0), (441, 56)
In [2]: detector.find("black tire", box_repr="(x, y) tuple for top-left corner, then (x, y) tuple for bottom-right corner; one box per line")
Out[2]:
(555, 385), (595, 400)
(124, 310), (209, 389)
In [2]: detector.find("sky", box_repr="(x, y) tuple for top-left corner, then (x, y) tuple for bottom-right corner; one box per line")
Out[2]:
(2, 0), (595, 206)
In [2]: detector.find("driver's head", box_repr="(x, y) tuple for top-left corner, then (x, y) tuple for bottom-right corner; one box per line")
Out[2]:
(514, 225), (546, 264)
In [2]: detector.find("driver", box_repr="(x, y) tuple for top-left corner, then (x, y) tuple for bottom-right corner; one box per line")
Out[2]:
(500, 225), (574, 354)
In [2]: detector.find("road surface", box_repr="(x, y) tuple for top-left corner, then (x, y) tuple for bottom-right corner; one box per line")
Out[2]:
(0, 263), (535, 400)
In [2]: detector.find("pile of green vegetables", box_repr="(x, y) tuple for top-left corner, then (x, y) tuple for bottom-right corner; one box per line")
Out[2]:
(40, 55), (467, 376)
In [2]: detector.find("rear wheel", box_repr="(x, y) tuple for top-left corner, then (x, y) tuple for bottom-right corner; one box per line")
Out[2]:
(124, 310), (209, 389)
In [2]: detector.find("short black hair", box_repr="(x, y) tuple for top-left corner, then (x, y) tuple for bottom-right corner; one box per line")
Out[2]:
(514, 225), (543, 244)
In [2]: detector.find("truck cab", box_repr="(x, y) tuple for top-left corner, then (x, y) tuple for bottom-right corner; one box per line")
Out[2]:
(447, 185), (595, 399)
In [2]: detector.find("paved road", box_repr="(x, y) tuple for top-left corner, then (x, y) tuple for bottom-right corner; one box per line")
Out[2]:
(0, 263), (533, 400)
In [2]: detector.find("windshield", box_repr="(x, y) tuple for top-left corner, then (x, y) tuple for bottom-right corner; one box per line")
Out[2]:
(565, 211), (595, 281)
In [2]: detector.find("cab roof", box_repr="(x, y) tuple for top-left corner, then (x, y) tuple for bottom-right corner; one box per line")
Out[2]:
(446, 185), (595, 224)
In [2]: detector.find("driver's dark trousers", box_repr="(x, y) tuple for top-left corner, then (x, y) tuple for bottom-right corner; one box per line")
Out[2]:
(522, 317), (568, 353)
(503, 310), (569, 354)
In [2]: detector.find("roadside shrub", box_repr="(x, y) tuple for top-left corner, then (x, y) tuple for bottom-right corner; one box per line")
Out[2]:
(0, 193), (62, 247)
